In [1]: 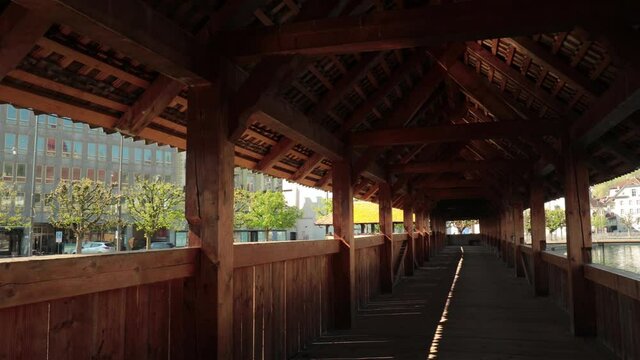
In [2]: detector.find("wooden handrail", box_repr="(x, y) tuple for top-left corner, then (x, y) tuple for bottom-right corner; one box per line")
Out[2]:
(519, 244), (533, 255)
(355, 235), (385, 249)
(234, 239), (340, 268)
(0, 248), (198, 309)
(392, 233), (408, 242)
(541, 250), (569, 270)
(585, 264), (640, 301)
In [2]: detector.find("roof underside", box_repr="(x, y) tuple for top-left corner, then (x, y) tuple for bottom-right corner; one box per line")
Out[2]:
(1, 0), (639, 218)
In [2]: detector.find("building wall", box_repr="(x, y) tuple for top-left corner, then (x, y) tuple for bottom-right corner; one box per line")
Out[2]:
(607, 185), (640, 231)
(0, 104), (183, 254)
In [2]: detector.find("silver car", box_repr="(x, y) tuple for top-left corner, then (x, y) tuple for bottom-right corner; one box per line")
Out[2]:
(73, 241), (116, 254)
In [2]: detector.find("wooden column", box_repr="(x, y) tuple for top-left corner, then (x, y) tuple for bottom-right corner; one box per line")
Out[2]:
(563, 140), (596, 336)
(423, 209), (431, 262)
(332, 160), (355, 329)
(513, 201), (525, 277)
(403, 199), (415, 276)
(530, 179), (549, 296)
(414, 208), (424, 267)
(378, 181), (394, 293)
(185, 78), (235, 358)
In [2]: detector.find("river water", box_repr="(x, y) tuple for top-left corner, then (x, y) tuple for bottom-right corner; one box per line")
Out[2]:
(546, 243), (640, 274)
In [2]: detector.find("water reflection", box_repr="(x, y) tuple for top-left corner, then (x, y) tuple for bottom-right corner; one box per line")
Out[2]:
(547, 243), (640, 274)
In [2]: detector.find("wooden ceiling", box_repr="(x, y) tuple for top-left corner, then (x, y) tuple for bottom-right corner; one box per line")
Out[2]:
(1, 0), (639, 212)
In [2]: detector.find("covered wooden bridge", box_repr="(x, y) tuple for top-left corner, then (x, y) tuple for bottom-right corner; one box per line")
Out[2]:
(1, 0), (640, 358)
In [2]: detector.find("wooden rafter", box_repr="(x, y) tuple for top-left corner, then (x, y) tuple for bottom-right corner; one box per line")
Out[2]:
(218, 0), (603, 57)
(116, 74), (183, 135)
(351, 119), (561, 146)
(0, 4), (51, 81)
(390, 159), (527, 174)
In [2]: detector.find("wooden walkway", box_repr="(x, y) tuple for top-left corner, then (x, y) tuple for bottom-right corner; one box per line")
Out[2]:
(294, 246), (615, 360)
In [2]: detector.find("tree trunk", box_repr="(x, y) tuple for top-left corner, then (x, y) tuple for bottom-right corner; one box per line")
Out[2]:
(75, 232), (83, 254)
(265, 229), (270, 242)
(145, 233), (151, 250)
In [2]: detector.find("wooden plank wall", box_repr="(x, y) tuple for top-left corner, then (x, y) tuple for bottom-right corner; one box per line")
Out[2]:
(233, 254), (333, 360)
(355, 243), (382, 309)
(0, 278), (191, 360)
(547, 260), (570, 312)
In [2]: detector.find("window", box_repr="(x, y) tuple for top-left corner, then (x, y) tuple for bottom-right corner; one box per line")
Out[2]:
(37, 115), (45, 125)
(47, 115), (57, 128)
(16, 164), (26, 183)
(72, 168), (81, 181)
(19, 109), (30, 125)
(112, 145), (120, 162)
(621, 209), (626, 215)
(6, 105), (17, 124)
(45, 166), (55, 184)
(17, 135), (28, 154)
(633, 189), (637, 197)
(46, 138), (56, 156)
(122, 147), (129, 163)
(134, 148), (142, 164)
(86, 168), (95, 181)
(3, 163), (13, 181)
(98, 144), (107, 161)
(37, 137), (44, 155)
(73, 142), (82, 159)
(35, 165), (42, 183)
(630, 200), (633, 206)
(63, 119), (73, 128)
(15, 192), (24, 209)
(88, 143), (96, 160)
(122, 172), (129, 187)
(61, 167), (70, 181)
(4, 133), (16, 154)
(33, 193), (41, 207)
(62, 140), (72, 157)
(74, 122), (84, 132)
(156, 150), (163, 164)
(111, 171), (119, 185)
(97, 169), (106, 183)
(143, 149), (152, 164)
(164, 151), (172, 164)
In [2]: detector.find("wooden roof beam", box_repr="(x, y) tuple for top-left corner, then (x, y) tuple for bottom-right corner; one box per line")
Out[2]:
(0, 4), (51, 81)
(218, 0), (600, 57)
(465, 41), (572, 116)
(15, 0), (206, 85)
(240, 94), (344, 161)
(505, 37), (599, 96)
(571, 67), (640, 147)
(116, 74), (184, 135)
(390, 159), (527, 174)
(350, 119), (561, 147)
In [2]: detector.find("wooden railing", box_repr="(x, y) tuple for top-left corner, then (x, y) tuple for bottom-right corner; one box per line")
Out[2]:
(0, 235), (414, 360)
(541, 250), (570, 311)
(585, 264), (640, 358)
(0, 248), (198, 359)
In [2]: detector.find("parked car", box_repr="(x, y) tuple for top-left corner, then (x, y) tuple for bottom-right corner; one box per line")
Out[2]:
(150, 241), (175, 250)
(72, 241), (116, 254)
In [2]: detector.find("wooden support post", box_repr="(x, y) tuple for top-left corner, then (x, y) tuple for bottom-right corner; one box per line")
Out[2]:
(415, 209), (424, 266)
(185, 74), (235, 359)
(424, 211), (431, 261)
(403, 199), (415, 276)
(530, 179), (549, 296)
(513, 201), (525, 277)
(563, 139), (596, 336)
(378, 181), (394, 293)
(332, 160), (355, 329)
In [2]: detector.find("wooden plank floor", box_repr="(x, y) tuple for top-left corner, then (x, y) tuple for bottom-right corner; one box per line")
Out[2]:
(294, 246), (616, 360)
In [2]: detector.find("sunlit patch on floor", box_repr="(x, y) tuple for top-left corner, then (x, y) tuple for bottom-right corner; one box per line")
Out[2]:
(427, 247), (464, 360)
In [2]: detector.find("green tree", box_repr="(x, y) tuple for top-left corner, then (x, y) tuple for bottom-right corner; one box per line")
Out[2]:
(545, 207), (566, 240)
(313, 197), (332, 218)
(523, 209), (531, 234)
(449, 219), (477, 234)
(0, 180), (27, 230)
(125, 177), (184, 250)
(243, 191), (301, 241)
(591, 212), (607, 234)
(46, 179), (119, 254)
(234, 188), (252, 228)
(618, 213), (638, 237)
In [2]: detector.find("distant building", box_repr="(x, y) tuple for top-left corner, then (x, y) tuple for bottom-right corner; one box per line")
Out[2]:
(234, 167), (282, 192)
(0, 104), (183, 255)
(603, 179), (640, 232)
